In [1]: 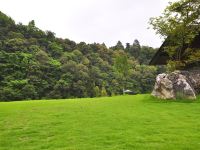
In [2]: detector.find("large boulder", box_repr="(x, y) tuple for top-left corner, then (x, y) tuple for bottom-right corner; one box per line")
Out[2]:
(152, 70), (200, 100)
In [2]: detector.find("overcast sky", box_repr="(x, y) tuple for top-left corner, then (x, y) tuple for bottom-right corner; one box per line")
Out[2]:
(0, 0), (174, 48)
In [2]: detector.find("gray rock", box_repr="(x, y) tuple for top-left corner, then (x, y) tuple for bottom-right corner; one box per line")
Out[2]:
(152, 70), (199, 100)
(152, 73), (175, 99)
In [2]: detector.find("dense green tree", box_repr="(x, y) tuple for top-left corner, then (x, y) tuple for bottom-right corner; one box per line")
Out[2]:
(94, 86), (101, 97)
(0, 11), (160, 101)
(111, 41), (124, 50)
(150, 0), (200, 70)
(129, 39), (141, 59)
(139, 46), (157, 64)
(101, 86), (108, 97)
(114, 50), (129, 94)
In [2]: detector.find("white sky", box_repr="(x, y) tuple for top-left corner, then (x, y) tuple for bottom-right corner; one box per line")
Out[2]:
(0, 0), (174, 48)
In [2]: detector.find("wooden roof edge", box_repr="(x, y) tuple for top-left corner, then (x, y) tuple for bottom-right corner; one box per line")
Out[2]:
(149, 38), (169, 65)
(149, 31), (200, 66)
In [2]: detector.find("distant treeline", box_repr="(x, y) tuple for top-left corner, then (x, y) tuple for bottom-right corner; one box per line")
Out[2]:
(0, 11), (164, 101)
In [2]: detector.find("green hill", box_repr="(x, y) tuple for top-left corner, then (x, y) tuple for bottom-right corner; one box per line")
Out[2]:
(0, 11), (161, 101)
(1, 95), (200, 150)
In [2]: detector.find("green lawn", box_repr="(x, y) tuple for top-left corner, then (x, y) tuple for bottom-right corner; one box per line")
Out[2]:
(1, 95), (200, 150)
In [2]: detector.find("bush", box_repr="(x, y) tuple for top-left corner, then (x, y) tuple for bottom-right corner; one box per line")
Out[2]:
(101, 87), (108, 97)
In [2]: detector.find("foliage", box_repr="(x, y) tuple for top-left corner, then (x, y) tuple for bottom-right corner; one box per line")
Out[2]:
(94, 86), (101, 97)
(114, 50), (129, 93)
(149, 0), (200, 70)
(101, 86), (108, 97)
(0, 11), (160, 101)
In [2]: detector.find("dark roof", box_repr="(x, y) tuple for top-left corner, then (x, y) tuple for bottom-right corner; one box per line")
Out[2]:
(149, 38), (170, 65)
(149, 34), (200, 66)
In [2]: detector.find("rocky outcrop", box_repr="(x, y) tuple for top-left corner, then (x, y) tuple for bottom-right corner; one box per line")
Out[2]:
(152, 70), (200, 100)
(152, 73), (175, 99)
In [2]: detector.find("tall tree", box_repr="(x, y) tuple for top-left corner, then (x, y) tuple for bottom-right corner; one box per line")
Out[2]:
(111, 41), (124, 50)
(114, 51), (129, 94)
(129, 39), (141, 59)
(150, 0), (200, 70)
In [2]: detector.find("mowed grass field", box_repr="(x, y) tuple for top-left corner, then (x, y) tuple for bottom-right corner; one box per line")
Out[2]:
(1, 95), (200, 150)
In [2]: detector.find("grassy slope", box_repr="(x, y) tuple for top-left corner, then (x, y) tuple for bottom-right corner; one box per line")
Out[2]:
(0, 95), (200, 150)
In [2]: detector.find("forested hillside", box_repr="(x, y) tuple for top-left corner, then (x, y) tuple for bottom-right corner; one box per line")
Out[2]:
(0, 11), (162, 101)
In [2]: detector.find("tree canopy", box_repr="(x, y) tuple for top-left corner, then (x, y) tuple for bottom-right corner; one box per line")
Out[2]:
(150, 0), (200, 70)
(0, 11), (160, 101)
